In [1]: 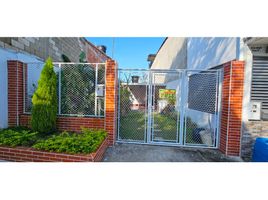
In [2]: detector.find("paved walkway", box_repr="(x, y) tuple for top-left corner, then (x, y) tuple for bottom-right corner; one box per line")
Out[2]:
(103, 143), (242, 162)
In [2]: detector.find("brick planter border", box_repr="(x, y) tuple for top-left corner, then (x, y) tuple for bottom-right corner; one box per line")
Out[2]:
(0, 137), (108, 162)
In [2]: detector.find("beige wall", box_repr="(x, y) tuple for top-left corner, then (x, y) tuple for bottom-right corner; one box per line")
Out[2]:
(151, 37), (187, 70)
(187, 37), (238, 70)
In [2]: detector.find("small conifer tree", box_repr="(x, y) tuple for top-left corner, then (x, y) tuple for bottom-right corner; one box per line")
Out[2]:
(31, 57), (57, 133)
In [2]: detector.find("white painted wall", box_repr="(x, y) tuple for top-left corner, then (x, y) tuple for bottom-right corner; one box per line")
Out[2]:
(0, 47), (43, 128)
(151, 37), (187, 70)
(240, 40), (253, 123)
(187, 37), (238, 70)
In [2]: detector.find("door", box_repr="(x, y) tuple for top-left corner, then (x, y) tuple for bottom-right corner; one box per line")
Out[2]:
(150, 71), (182, 144)
(117, 70), (149, 142)
(117, 69), (182, 144)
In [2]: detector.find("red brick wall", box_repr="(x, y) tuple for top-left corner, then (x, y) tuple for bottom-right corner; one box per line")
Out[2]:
(7, 61), (25, 127)
(219, 61), (245, 156)
(20, 114), (104, 132)
(0, 137), (108, 162)
(86, 43), (109, 63)
(105, 60), (118, 146)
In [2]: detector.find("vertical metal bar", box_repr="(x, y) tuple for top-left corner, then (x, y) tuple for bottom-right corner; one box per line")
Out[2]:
(143, 72), (148, 143)
(183, 71), (190, 146)
(58, 63), (61, 115)
(23, 63), (25, 114)
(95, 64), (98, 116)
(179, 71), (184, 145)
(117, 71), (121, 140)
(213, 70), (219, 148)
(147, 71), (152, 143)
(175, 72), (180, 144)
(216, 69), (223, 149)
(144, 71), (148, 143)
(16, 60), (19, 126)
(152, 72), (156, 142)
(103, 63), (107, 117)
(152, 73), (156, 142)
(212, 71), (218, 148)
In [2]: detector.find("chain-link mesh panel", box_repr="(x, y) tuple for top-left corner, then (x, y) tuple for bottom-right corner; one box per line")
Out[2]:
(23, 62), (105, 117)
(152, 72), (181, 143)
(58, 63), (105, 116)
(184, 71), (221, 147)
(118, 70), (149, 142)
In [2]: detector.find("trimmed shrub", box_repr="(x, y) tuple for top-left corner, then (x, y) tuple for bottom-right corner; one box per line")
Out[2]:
(31, 57), (57, 133)
(33, 128), (107, 154)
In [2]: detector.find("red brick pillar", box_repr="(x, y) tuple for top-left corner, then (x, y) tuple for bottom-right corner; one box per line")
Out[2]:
(7, 60), (26, 127)
(219, 61), (244, 156)
(105, 59), (118, 146)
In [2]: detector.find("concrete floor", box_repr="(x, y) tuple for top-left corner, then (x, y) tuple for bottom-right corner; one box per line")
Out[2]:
(102, 143), (242, 162)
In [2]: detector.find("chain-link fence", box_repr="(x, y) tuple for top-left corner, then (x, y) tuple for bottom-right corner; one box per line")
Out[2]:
(117, 69), (222, 148)
(23, 62), (106, 117)
(184, 70), (222, 147)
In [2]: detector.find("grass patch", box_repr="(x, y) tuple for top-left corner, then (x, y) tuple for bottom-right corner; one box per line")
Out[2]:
(119, 111), (146, 141)
(119, 111), (197, 143)
(0, 127), (107, 154)
(152, 113), (177, 141)
(119, 111), (179, 142)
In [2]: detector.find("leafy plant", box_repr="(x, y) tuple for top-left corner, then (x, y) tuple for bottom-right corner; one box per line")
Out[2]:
(31, 57), (58, 133)
(33, 128), (107, 154)
(60, 63), (96, 115)
(0, 128), (39, 147)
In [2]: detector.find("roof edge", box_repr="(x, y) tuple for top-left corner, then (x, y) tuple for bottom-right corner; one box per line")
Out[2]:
(82, 37), (112, 60)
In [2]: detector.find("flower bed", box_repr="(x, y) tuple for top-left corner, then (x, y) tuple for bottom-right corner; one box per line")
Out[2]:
(0, 127), (108, 162)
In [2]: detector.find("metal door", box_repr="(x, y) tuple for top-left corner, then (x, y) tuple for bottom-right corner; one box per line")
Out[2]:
(117, 70), (149, 143)
(150, 71), (182, 144)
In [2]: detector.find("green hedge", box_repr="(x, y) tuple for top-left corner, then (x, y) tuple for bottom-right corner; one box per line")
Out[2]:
(0, 127), (107, 154)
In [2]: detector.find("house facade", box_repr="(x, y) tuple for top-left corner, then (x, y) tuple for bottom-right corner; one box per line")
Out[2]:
(0, 37), (110, 129)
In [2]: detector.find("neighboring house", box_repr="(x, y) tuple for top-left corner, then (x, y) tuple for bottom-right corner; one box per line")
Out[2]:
(0, 37), (110, 129)
(151, 37), (268, 160)
(150, 37), (187, 70)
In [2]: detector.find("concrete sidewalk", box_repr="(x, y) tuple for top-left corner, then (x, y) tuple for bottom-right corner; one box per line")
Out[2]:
(102, 143), (242, 162)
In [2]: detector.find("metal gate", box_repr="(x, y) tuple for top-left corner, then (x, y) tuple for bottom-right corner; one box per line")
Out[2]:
(117, 68), (222, 148)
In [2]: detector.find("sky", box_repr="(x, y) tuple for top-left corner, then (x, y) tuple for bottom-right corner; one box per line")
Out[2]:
(86, 37), (165, 69)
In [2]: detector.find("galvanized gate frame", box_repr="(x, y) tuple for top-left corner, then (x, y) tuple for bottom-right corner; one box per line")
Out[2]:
(117, 68), (223, 149)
